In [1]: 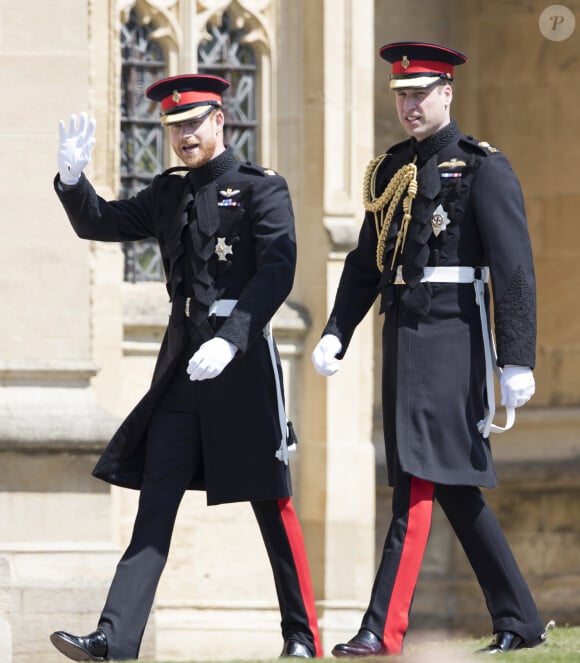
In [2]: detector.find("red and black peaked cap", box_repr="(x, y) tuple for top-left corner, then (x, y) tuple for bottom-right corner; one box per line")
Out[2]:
(379, 41), (467, 90)
(146, 74), (231, 125)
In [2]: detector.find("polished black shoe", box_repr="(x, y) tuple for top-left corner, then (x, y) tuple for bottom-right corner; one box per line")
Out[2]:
(280, 639), (315, 658)
(476, 629), (546, 655)
(332, 628), (387, 657)
(50, 629), (108, 661)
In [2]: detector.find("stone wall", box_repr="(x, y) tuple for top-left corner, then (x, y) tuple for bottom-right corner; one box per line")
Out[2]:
(0, 557), (12, 663)
(0, 0), (579, 660)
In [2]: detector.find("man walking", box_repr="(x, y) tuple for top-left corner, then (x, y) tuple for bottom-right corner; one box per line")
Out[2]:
(50, 74), (321, 661)
(312, 42), (545, 656)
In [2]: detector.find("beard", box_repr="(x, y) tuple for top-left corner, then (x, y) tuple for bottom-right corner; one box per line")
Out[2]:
(177, 135), (219, 168)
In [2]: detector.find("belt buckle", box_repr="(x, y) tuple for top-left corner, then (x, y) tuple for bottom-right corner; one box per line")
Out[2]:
(185, 297), (191, 317)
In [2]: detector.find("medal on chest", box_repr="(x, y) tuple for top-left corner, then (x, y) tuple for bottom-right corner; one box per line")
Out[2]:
(431, 204), (450, 237)
(218, 188), (241, 207)
(214, 237), (233, 261)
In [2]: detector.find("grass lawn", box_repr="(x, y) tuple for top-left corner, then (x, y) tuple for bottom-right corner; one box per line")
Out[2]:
(139, 624), (580, 662)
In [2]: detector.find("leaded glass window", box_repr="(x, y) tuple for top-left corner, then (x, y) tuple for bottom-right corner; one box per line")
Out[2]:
(121, 8), (258, 282)
(121, 8), (166, 282)
(198, 11), (258, 162)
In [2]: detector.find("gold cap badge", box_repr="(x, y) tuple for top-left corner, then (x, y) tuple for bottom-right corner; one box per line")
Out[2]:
(172, 90), (181, 103)
(401, 55), (410, 69)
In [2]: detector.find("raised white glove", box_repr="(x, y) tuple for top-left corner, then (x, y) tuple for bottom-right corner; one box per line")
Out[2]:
(311, 334), (343, 376)
(500, 365), (535, 408)
(187, 337), (237, 381)
(58, 113), (96, 185)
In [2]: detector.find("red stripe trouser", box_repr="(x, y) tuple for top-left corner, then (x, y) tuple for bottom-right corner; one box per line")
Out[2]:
(253, 498), (322, 656)
(361, 459), (543, 654)
(97, 409), (321, 659)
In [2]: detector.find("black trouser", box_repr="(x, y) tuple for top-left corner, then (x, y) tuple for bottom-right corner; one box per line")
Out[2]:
(97, 403), (320, 659)
(361, 455), (544, 654)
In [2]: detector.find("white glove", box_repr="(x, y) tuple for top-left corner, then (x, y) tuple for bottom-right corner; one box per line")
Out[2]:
(58, 113), (96, 185)
(187, 337), (237, 381)
(500, 365), (535, 408)
(311, 334), (343, 376)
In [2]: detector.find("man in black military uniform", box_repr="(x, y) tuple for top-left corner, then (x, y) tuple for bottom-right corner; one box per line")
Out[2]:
(49, 74), (321, 661)
(312, 42), (546, 656)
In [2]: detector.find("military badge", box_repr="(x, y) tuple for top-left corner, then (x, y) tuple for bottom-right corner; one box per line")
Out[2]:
(214, 237), (233, 261)
(218, 188), (241, 207)
(438, 158), (466, 169)
(431, 204), (450, 237)
(220, 188), (240, 198)
(478, 141), (499, 153)
(438, 158), (466, 179)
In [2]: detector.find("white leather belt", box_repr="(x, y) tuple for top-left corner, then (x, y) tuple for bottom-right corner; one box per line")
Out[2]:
(186, 298), (293, 464)
(263, 321), (296, 465)
(182, 297), (238, 318)
(208, 298), (237, 317)
(473, 281), (515, 438)
(394, 265), (490, 285)
(393, 264), (514, 438)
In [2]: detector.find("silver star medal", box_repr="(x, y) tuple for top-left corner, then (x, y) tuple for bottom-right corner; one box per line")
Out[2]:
(431, 204), (450, 237)
(214, 237), (233, 261)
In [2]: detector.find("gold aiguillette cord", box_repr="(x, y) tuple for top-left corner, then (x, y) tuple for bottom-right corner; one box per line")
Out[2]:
(362, 155), (418, 272)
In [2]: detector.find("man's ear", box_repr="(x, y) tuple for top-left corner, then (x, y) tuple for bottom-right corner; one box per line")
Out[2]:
(214, 109), (225, 131)
(443, 83), (453, 106)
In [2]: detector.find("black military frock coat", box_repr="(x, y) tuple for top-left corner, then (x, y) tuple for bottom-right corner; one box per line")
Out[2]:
(323, 121), (536, 489)
(55, 147), (296, 504)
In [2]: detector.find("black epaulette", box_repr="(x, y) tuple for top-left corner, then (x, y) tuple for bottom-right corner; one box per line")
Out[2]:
(239, 162), (279, 177)
(459, 135), (501, 156)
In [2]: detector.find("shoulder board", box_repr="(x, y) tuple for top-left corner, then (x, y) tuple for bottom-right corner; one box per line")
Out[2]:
(459, 135), (501, 156)
(239, 162), (279, 177)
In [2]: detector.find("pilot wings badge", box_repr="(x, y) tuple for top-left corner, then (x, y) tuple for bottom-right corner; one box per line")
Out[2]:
(431, 204), (450, 237)
(218, 188), (241, 207)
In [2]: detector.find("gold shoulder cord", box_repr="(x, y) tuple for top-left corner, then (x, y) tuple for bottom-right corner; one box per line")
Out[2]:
(363, 155), (418, 272)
